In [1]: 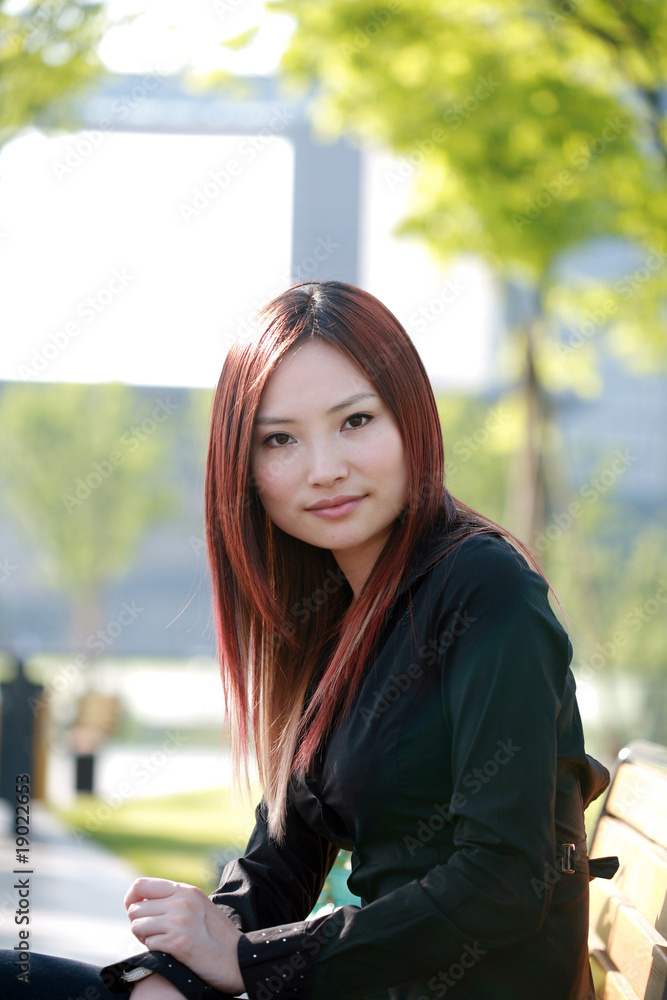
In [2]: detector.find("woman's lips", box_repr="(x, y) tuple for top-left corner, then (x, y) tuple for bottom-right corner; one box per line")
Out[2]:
(307, 496), (366, 519)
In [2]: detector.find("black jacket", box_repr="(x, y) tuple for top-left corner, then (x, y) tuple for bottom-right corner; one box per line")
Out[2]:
(208, 521), (610, 1000)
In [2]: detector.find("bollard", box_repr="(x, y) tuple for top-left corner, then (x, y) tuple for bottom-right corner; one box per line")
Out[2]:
(68, 692), (121, 795)
(0, 655), (46, 801)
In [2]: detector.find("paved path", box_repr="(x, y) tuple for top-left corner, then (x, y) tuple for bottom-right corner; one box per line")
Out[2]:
(0, 742), (239, 965)
(0, 797), (140, 967)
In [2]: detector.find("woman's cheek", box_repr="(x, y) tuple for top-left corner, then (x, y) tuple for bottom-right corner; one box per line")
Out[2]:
(251, 454), (278, 495)
(257, 463), (284, 501)
(252, 467), (293, 521)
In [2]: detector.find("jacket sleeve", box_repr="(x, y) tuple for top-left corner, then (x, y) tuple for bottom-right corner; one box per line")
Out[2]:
(209, 792), (340, 932)
(235, 537), (572, 1000)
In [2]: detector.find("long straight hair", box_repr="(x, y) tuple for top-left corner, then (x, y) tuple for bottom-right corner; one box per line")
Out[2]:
(205, 280), (550, 842)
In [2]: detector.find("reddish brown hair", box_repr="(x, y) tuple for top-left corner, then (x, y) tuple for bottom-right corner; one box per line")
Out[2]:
(205, 280), (549, 841)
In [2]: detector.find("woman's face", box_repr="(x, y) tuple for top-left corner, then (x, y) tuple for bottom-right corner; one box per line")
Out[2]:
(250, 339), (409, 595)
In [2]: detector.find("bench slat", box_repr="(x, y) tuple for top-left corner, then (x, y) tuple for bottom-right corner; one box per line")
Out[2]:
(589, 936), (640, 1000)
(603, 972), (645, 1000)
(605, 763), (667, 851)
(591, 815), (667, 936)
(589, 878), (667, 1000)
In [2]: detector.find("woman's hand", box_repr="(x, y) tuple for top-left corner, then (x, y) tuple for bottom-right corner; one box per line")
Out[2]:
(124, 877), (245, 995)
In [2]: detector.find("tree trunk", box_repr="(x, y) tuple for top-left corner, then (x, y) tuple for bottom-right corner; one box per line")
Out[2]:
(69, 581), (103, 655)
(503, 316), (548, 548)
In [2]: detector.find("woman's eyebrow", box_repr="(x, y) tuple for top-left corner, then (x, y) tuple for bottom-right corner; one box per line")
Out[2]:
(254, 392), (378, 426)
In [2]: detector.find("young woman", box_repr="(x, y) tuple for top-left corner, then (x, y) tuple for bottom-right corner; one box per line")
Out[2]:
(1, 280), (614, 999)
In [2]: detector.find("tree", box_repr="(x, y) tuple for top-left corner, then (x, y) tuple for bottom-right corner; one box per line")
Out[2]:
(539, 0), (667, 372)
(0, 1), (111, 149)
(0, 382), (179, 648)
(268, 0), (666, 280)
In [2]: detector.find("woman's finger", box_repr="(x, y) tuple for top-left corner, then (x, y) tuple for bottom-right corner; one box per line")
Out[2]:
(124, 877), (180, 909)
(129, 914), (168, 944)
(126, 897), (169, 920)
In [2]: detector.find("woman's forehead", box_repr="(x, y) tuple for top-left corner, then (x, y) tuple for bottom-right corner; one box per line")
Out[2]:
(260, 340), (374, 403)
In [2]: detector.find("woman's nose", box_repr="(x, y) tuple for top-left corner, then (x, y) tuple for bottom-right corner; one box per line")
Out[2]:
(305, 441), (348, 488)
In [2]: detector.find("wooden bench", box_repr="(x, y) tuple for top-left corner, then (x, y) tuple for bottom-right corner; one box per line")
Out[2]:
(588, 738), (667, 1000)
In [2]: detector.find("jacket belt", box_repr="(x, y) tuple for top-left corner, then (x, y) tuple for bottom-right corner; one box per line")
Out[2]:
(554, 840), (619, 881)
(554, 759), (619, 881)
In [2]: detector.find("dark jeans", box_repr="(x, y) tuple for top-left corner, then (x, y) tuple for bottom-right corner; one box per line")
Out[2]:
(0, 949), (120, 1000)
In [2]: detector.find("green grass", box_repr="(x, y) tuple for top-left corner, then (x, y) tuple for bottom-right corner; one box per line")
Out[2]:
(55, 785), (260, 892)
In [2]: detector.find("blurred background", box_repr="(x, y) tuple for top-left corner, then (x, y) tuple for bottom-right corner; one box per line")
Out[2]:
(0, 0), (666, 964)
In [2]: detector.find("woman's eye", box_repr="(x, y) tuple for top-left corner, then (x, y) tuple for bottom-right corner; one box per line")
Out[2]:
(344, 412), (373, 430)
(264, 432), (294, 447)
